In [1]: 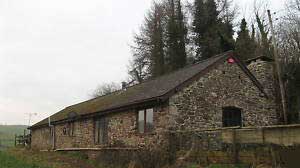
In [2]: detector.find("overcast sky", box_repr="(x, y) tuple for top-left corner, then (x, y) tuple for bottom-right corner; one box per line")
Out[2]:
(0, 0), (284, 125)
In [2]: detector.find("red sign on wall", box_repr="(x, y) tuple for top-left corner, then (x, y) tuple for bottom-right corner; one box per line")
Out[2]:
(227, 57), (236, 64)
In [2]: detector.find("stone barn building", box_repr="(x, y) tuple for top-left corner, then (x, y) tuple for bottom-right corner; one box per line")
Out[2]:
(29, 51), (280, 151)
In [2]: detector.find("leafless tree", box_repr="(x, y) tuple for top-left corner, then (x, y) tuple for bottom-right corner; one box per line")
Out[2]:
(90, 82), (121, 98)
(276, 0), (300, 122)
(278, 0), (300, 71)
(216, 0), (237, 23)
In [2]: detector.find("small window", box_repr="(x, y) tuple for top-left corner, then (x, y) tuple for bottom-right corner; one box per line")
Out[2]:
(95, 117), (108, 144)
(138, 108), (154, 133)
(63, 127), (67, 135)
(222, 107), (242, 127)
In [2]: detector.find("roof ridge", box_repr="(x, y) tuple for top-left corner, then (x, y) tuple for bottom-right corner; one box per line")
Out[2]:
(30, 51), (232, 128)
(62, 51), (231, 109)
(121, 51), (230, 88)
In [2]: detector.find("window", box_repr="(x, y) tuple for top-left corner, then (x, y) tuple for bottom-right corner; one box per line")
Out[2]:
(68, 122), (75, 136)
(138, 108), (154, 133)
(62, 122), (74, 136)
(222, 107), (242, 127)
(95, 117), (108, 144)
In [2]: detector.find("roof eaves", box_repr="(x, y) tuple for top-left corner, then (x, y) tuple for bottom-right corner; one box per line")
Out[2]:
(29, 96), (164, 130)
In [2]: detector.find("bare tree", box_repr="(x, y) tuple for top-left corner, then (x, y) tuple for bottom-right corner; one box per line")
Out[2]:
(278, 0), (300, 78)
(90, 82), (121, 98)
(252, 0), (273, 58)
(216, 0), (237, 23)
(277, 0), (300, 123)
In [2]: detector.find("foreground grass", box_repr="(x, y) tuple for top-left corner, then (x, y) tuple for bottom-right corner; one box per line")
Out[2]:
(4, 148), (96, 168)
(208, 164), (248, 168)
(2, 148), (256, 168)
(0, 150), (48, 168)
(0, 125), (28, 148)
(185, 163), (250, 168)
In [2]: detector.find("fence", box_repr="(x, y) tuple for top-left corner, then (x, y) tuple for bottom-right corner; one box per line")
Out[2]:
(221, 124), (300, 146)
(15, 133), (31, 147)
(168, 124), (300, 166)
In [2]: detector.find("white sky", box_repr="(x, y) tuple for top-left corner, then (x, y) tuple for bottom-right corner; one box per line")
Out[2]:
(0, 0), (285, 125)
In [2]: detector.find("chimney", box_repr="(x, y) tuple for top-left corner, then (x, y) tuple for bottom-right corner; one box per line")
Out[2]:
(122, 82), (127, 90)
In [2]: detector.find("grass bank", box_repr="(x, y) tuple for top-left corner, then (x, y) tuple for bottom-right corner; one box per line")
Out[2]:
(6, 148), (96, 168)
(0, 150), (48, 168)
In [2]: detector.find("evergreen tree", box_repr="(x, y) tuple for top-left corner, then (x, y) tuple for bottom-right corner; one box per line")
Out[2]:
(219, 20), (235, 52)
(251, 24), (256, 42)
(235, 18), (255, 61)
(166, 0), (187, 72)
(216, 0), (236, 52)
(256, 13), (272, 58)
(151, 4), (165, 77)
(193, 0), (221, 61)
(175, 0), (187, 69)
(130, 2), (165, 81)
(193, 0), (236, 60)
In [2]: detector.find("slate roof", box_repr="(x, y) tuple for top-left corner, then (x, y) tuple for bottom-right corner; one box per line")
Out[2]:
(30, 51), (263, 129)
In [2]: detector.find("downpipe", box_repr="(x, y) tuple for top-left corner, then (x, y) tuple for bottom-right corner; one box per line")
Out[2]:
(48, 117), (55, 150)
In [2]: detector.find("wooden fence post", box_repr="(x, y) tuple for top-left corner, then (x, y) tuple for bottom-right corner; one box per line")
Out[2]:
(23, 130), (26, 146)
(232, 129), (239, 164)
(14, 134), (16, 147)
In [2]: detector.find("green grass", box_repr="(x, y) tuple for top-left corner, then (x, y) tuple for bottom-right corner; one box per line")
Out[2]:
(0, 151), (49, 168)
(186, 164), (199, 168)
(8, 148), (98, 168)
(0, 125), (28, 149)
(209, 164), (249, 168)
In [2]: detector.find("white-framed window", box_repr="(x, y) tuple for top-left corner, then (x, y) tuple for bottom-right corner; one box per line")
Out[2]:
(138, 108), (154, 133)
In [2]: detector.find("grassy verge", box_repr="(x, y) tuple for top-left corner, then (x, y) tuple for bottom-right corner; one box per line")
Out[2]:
(185, 163), (249, 168)
(6, 148), (97, 168)
(0, 150), (49, 168)
(208, 164), (248, 168)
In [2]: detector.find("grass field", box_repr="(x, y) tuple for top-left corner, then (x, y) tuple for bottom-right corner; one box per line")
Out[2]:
(0, 125), (28, 149)
(0, 148), (258, 168)
(4, 148), (97, 168)
(0, 150), (48, 168)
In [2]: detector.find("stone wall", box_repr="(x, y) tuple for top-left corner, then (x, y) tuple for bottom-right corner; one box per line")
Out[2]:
(55, 119), (94, 149)
(168, 59), (278, 131)
(31, 59), (279, 151)
(107, 105), (169, 147)
(167, 125), (300, 167)
(31, 103), (169, 150)
(31, 127), (52, 150)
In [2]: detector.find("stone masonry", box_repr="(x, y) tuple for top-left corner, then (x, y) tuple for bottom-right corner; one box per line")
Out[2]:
(31, 127), (52, 150)
(31, 105), (170, 150)
(31, 59), (279, 151)
(168, 59), (278, 131)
